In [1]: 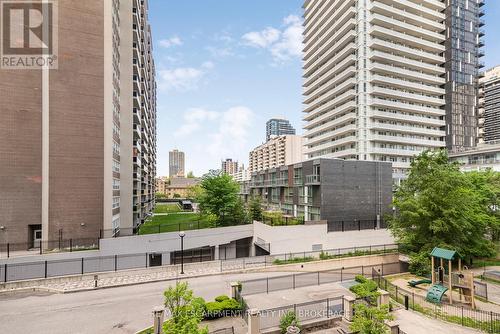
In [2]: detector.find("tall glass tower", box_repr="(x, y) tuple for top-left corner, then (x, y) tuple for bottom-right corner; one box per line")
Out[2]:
(444, 0), (485, 151)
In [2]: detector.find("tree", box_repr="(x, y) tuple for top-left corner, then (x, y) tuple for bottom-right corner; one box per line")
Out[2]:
(156, 192), (167, 199)
(197, 171), (246, 226)
(187, 171), (195, 178)
(163, 282), (208, 334)
(173, 193), (181, 198)
(388, 150), (500, 263)
(350, 304), (393, 334)
(248, 196), (263, 221)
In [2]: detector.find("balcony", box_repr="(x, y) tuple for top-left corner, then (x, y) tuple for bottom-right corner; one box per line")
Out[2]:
(304, 4), (356, 60)
(370, 50), (445, 75)
(305, 174), (321, 185)
(293, 177), (303, 186)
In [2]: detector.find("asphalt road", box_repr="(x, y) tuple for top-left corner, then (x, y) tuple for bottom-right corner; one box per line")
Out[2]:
(0, 271), (295, 334)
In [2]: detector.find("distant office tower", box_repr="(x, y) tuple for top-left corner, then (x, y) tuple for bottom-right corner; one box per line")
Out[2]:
(221, 159), (239, 175)
(444, 0), (485, 151)
(478, 66), (500, 144)
(302, 0), (484, 183)
(249, 135), (304, 173)
(266, 118), (296, 141)
(0, 0), (157, 246)
(169, 149), (185, 177)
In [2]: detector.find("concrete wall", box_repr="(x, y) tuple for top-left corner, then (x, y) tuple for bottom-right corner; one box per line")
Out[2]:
(99, 224), (253, 255)
(253, 221), (395, 254)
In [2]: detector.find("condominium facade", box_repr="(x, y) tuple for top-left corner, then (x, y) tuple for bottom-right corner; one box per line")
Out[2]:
(266, 118), (296, 141)
(247, 159), (393, 228)
(302, 0), (481, 183)
(478, 66), (500, 144)
(169, 149), (185, 177)
(221, 158), (239, 175)
(444, 0), (484, 151)
(449, 143), (500, 172)
(0, 0), (156, 246)
(249, 135), (304, 173)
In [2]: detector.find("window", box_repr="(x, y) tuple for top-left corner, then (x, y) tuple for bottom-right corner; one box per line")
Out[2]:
(113, 178), (120, 190)
(112, 197), (120, 209)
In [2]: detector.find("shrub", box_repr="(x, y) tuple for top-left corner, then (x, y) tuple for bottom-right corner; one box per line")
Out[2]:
(355, 274), (368, 283)
(214, 295), (230, 302)
(279, 311), (300, 334)
(350, 276), (380, 305)
(204, 297), (242, 319)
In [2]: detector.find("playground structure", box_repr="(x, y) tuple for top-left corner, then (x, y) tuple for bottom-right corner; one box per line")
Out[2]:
(426, 247), (476, 308)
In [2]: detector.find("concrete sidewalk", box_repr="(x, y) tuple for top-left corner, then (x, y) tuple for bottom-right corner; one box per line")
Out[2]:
(394, 309), (483, 334)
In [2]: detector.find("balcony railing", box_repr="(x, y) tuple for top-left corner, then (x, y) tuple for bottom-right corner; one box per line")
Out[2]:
(305, 174), (321, 185)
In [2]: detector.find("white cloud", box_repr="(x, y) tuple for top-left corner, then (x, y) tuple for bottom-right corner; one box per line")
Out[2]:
(173, 106), (254, 161)
(158, 36), (182, 48)
(158, 62), (214, 92)
(207, 106), (254, 158)
(242, 27), (281, 48)
(241, 15), (303, 64)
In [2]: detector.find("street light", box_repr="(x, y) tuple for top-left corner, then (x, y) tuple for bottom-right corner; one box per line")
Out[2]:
(179, 231), (185, 274)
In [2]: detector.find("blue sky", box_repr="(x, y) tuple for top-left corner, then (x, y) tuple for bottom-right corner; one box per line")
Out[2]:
(149, 0), (500, 177)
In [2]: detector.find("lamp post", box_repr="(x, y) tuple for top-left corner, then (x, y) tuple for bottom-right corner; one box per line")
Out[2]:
(179, 231), (185, 274)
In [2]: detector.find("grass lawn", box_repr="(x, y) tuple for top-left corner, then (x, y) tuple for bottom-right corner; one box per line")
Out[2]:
(138, 213), (212, 234)
(154, 203), (182, 214)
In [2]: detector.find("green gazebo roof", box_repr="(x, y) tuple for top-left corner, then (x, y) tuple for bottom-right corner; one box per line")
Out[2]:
(430, 247), (462, 261)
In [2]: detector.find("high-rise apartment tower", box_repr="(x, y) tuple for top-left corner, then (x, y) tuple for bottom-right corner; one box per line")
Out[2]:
(0, 0), (157, 246)
(302, 0), (483, 182)
(444, 0), (485, 151)
(266, 118), (296, 141)
(221, 159), (239, 175)
(478, 66), (500, 144)
(169, 149), (185, 177)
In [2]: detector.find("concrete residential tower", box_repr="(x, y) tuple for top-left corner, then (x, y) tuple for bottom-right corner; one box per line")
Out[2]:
(302, 0), (483, 183)
(0, 0), (157, 246)
(221, 159), (239, 175)
(266, 118), (296, 141)
(169, 149), (185, 177)
(478, 66), (500, 144)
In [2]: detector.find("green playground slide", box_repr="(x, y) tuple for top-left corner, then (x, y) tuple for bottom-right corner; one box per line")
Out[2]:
(408, 279), (432, 287)
(426, 284), (449, 304)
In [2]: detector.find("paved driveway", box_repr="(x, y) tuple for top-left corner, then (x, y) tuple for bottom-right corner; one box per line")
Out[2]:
(0, 271), (295, 334)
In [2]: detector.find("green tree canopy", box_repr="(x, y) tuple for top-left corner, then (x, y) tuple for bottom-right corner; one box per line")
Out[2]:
(197, 170), (246, 226)
(388, 150), (500, 261)
(187, 171), (195, 178)
(248, 196), (263, 221)
(350, 304), (393, 334)
(163, 282), (208, 334)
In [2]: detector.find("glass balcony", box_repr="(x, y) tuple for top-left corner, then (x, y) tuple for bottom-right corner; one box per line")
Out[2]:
(305, 174), (321, 185)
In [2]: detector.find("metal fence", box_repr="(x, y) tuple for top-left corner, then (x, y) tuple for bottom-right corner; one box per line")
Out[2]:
(373, 270), (500, 333)
(259, 297), (344, 331)
(0, 238), (100, 258)
(209, 328), (234, 334)
(240, 262), (404, 296)
(270, 243), (399, 264)
(0, 252), (166, 282)
(0, 243), (400, 283)
(327, 219), (387, 232)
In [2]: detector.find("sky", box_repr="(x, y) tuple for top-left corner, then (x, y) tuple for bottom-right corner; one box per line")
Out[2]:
(149, 0), (500, 177)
